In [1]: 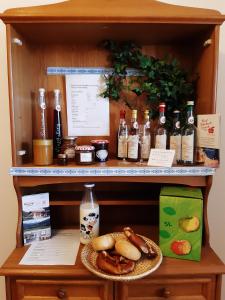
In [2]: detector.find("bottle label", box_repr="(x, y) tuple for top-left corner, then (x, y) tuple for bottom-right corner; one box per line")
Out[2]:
(170, 135), (181, 162)
(175, 121), (180, 129)
(56, 104), (61, 112)
(40, 103), (46, 110)
(64, 148), (75, 159)
(118, 136), (128, 158)
(80, 152), (92, 162)
(128, 135), (139, 159)
(80, 204), (99, 244)
(188, 116), (194, 124)
(160, 116), (166, 124)
(155, 134), (167, 149)
(141, 135), (151, 159)
(96, 149), (108, 161)
(182, 134), (194, 162)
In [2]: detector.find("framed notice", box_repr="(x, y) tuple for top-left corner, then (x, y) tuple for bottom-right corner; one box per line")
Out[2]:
(66, 72), (109, 136)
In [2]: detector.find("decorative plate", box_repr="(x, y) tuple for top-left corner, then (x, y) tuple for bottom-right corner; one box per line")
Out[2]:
(81, 232), (163, 281)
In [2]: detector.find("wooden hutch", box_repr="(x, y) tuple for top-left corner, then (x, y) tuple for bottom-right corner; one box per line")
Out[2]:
(0, 0), (225, 299)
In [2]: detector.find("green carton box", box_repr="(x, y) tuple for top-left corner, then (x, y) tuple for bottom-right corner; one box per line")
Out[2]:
(159, 186), (203, 261)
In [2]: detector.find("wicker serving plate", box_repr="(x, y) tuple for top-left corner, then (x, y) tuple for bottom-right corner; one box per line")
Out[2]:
(81, 232), (163, 281)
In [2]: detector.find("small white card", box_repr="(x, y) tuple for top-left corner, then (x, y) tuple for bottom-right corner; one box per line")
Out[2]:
(148, 149), (175, 167)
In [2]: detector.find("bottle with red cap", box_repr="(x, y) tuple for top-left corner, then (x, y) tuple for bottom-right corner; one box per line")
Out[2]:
(154, 102), (167, 149)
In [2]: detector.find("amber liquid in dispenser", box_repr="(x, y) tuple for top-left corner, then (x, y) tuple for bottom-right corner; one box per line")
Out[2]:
(33, 88), (53, 165)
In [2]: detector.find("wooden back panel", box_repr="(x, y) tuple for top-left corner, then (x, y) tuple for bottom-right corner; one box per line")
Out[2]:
(8, 28), (218, 163)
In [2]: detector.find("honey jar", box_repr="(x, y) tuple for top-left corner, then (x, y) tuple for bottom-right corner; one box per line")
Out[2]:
(60, 136), (77, 161)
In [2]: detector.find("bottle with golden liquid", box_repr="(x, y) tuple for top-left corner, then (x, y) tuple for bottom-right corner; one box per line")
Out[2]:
(127, 109), (139, 162)
(140, 110), (151, 160)
(33, 88), (53, 165)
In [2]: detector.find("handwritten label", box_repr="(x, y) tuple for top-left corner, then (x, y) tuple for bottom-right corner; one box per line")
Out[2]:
(148, 149), (175, 167)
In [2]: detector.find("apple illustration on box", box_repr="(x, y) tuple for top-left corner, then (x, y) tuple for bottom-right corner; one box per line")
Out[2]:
(179, 216), (200, 232)
(171, 240), (192, 255)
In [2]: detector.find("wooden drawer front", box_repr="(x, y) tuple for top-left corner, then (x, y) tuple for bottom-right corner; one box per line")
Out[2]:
(14, 279), (113, 300)
(116, 277), (215, 300)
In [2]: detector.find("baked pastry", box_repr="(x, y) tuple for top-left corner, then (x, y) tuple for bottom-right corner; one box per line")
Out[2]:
(123, 227), (157, 259)
(96, 251), (135, 275)
(115, 239), (141, 261)
(92, 234), (115, 251)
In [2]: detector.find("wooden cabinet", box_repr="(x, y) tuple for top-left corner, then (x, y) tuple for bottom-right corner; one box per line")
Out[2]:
(12, 279), (113, 300)
(0, 0), (225, 299)
(116, 277), (215, 299)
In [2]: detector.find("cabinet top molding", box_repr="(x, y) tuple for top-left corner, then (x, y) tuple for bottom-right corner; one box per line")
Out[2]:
(0, 0), (224, 24)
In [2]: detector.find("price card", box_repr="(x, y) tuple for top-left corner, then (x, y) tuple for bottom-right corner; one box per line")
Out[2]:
(147, 149), (175, 167)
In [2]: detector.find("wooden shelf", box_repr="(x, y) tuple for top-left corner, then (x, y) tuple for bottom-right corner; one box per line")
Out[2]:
(1, 225), (224, 278)
(11, 161), (215, 187)
(10, 161), (216, 177)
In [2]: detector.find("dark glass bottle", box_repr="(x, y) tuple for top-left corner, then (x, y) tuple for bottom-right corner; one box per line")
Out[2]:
(53, 89), (63, 158)
(127, 109), (139, 161)
(154, 103), (167, 149)
(181, 101), (196, 165)
(170, 110), (182, 164)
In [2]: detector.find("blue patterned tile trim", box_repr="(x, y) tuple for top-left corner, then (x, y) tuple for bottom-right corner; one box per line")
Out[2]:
(47, 67), (143, 76)
(9, 167), (216, 177)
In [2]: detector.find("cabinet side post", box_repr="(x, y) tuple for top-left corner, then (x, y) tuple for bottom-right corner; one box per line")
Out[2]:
(13, 177), (23, 247)
(6, 24), (17, 166)
(203, 175), (213, 246)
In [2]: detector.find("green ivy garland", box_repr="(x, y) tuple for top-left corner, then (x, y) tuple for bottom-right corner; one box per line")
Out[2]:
(101, 40), (197, 128)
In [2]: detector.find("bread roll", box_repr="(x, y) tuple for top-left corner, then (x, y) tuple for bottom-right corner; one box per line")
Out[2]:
(115, 239), (141, 261)
(92, 234), (115, 251)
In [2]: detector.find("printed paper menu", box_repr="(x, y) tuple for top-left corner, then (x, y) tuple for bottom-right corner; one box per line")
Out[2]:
(66, 73), (109, 136)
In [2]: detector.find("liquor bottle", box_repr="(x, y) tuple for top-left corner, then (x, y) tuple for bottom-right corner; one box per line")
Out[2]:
(33, 88), (53, 166)
(117, 110), (128, 159)
(80, 183), (99, 245)
(154, 102), (167, 149)
(140, 110), (151, 160)
(53, 89), (63, 158)
(127, 109), (139, 161)
(181, 101), (196, 165)
(35, 88), (49, 139)
(170, 110), (182, 164)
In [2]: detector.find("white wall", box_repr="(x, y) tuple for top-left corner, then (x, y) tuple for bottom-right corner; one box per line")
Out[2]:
(0, 1), (224, 299)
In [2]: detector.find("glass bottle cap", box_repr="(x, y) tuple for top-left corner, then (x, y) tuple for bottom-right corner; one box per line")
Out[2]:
(39, 88), (45, 93)
(54, 89), (60, 95)
(159, 102), (166, 107)
(84, 183), (95, 188)
(173, 110), (180, 113)
(187, 101), (194, 106)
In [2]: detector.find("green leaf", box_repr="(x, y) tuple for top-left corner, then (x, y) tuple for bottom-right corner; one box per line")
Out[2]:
(159, 230), (171, 239)
(163, 206), (176, 215)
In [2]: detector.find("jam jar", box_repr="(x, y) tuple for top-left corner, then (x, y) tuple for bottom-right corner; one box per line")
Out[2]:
(75, 145), (95, 165)
(60, 136), (77, 161)
(91, 140), (109, 162)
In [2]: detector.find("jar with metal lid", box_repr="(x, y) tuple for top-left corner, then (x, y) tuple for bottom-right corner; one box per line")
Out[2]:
(91, 140), (109, 162)
(60, 136), (77, 161)
(57, 153), (68, 166)
(75, 145), (95, 165)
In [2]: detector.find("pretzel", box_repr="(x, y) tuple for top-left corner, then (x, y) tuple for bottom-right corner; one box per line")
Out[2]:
(96, 251), (135, 275)
(123, 227), (157, 259)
